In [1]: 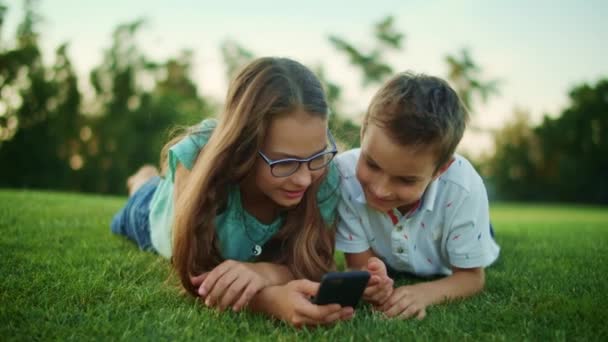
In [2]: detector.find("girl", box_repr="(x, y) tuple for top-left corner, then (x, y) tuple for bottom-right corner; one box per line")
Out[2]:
(111, 57), (354, 327)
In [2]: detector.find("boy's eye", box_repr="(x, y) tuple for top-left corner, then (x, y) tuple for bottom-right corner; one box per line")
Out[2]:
(397, 178), (415, 185)
(366, 160), (380, 170)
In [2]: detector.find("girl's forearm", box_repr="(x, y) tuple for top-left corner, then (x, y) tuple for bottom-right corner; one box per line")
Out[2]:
(248, 262), (294, 286)
(248, 285), (282, 318)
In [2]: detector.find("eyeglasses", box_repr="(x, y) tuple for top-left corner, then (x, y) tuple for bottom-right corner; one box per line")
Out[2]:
(258, 131), (338, 177)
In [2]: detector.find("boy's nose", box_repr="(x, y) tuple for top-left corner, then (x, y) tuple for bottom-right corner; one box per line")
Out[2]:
(370, 177), (392, 199)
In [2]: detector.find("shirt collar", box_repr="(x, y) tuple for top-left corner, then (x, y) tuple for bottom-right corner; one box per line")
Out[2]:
(421, 177), (439, 212)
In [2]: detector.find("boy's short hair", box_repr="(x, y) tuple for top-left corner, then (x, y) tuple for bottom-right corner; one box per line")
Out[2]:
(363, 72), (469, 170)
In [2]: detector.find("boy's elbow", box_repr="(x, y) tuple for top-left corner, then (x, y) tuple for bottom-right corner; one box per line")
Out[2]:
(474, 267), (486, 292)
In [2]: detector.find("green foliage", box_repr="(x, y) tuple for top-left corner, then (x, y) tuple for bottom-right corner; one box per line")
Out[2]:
(445, 48), (500, 114)
(0, 1), (82, 191)
(0, 6), (212, 194)
(83, 21), (212, 193)
(328, 16), (403, 87)
(487, 79), (608, 203)
(2, 190), (608, 340)
(221, 39), (255, 82)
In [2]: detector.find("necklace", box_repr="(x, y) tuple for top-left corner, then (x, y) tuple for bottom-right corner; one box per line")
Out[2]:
(238, 185), (280, 257)
(240, 209), (272, 257)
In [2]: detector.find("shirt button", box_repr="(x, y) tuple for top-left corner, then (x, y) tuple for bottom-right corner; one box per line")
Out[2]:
(396, 225), (403, 231)
(396, 247), (404, 253)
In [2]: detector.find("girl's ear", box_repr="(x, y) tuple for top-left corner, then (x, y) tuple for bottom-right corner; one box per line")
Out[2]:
(432, 157), (454, 180)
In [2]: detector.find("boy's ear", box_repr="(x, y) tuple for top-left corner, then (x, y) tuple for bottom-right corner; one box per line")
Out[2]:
(433, 157), (454, 180)
(360, 124), (366, 142)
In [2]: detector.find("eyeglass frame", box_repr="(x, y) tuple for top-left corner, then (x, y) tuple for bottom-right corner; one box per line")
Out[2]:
(257, 130), (338, 177)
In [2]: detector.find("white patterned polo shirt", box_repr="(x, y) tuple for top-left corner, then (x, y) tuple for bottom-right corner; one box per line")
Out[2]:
(335, 148), (500, 276)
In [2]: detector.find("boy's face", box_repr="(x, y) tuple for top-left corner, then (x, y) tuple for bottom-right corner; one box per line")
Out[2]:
(357, 123), (443, 214)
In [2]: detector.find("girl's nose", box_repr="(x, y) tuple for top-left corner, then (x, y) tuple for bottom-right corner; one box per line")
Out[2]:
(290, 164), (313, 188)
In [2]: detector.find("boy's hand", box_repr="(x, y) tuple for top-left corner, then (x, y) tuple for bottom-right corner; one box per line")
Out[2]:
(362, 257), (394, 306)
(379, 284), (431, 320)
(190, 260), (269, 312)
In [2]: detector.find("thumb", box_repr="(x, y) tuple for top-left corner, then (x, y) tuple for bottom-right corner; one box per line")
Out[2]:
(293, 279), (320, 296)
(368, 257), (387, 275)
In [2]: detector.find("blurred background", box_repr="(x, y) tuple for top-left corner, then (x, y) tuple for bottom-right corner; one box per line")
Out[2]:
(0, 0), (606, 203)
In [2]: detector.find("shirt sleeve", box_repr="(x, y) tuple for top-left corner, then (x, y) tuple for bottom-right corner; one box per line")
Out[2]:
(445, 175), (499, 269)
(335, 189), (371, 253)
(168, 119), (217, 182)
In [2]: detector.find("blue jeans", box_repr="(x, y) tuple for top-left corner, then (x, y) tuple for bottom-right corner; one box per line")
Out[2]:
(110, 176), (160, 252)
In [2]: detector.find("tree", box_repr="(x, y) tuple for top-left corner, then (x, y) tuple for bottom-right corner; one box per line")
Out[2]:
(83, 20), (212, 193)
(487, 78), (608, 203)
(445, 48), (500, 115)
(0, 0), (83, 190)
(221, 39), (255, 82)
(329, 16), (403, 87)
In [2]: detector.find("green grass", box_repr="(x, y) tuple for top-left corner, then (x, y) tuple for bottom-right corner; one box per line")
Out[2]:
(1, 190), (607, 341)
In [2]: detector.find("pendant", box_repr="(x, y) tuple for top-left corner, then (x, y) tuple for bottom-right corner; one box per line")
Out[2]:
(252, 244), (262, 256)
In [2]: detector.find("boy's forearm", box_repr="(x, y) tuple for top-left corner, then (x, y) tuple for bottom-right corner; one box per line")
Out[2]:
(412, 267), (485, 305)
(248, 262), (294, 286)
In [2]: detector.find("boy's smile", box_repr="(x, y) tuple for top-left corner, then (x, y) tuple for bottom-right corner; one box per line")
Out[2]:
(357, 123), (443, 214)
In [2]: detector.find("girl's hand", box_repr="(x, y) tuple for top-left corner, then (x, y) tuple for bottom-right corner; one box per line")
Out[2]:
(379, 284), (431, 320)
(190, 260), (269, 312)
(362, 257), (394, 306)
(269, 279), (354, 328)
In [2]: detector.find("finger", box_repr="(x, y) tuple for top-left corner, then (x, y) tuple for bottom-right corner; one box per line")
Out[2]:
(363, 283), (381, 298)
(293, 279), (320, 296)
(200, 263), (232, 298)
(339, 307), (355, 320)
(322, 310), (342, 324)
(383, 294), (410, 318)
(320, 306), (354, 324)
(370, 288), (389, 304)
(416, 308), (427, 320)
(297, 301), (342, 321)
(231, 281), (260, 312)
(298, 308), (341, 326)
(371, 278), (394, 304)
(367, 260), (380, 273)
(399, 305), (419, 320)
(367, 275), (380, 286)
(190, 272), (209, 288)
(367, 257), (386, 275)
(380, 288), (405, 312)
(289, 314), (316, 329)
(205, 270), (239, 308)
(218, 276), (249, 311)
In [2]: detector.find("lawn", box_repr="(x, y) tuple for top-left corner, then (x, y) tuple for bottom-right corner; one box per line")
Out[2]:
(1, 190), (607, 341)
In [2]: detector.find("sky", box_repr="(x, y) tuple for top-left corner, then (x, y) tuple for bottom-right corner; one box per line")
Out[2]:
(3, 0), (608, 156)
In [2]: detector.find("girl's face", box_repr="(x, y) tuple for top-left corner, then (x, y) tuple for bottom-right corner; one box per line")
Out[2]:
(253, 109), (329, 208)
(357, 122), (444, 214)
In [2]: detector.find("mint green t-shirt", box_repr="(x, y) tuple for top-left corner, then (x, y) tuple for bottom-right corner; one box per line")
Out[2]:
(148, 119), (340, 260)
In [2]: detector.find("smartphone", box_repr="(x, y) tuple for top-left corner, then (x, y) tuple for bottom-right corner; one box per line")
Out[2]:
(311, 271), (370, 307)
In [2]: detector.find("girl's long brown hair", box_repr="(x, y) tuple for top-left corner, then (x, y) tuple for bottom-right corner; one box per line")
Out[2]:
(168, 57), (336, 296)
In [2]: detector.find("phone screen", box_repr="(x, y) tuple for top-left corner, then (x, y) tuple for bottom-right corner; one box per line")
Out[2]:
(312, 271), (370, 307)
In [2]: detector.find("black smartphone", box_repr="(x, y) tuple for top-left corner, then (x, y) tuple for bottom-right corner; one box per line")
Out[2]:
(312, 271), (371, 307)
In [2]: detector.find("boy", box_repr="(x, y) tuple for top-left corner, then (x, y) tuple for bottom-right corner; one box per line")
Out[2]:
(335, 72), (500, 319)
